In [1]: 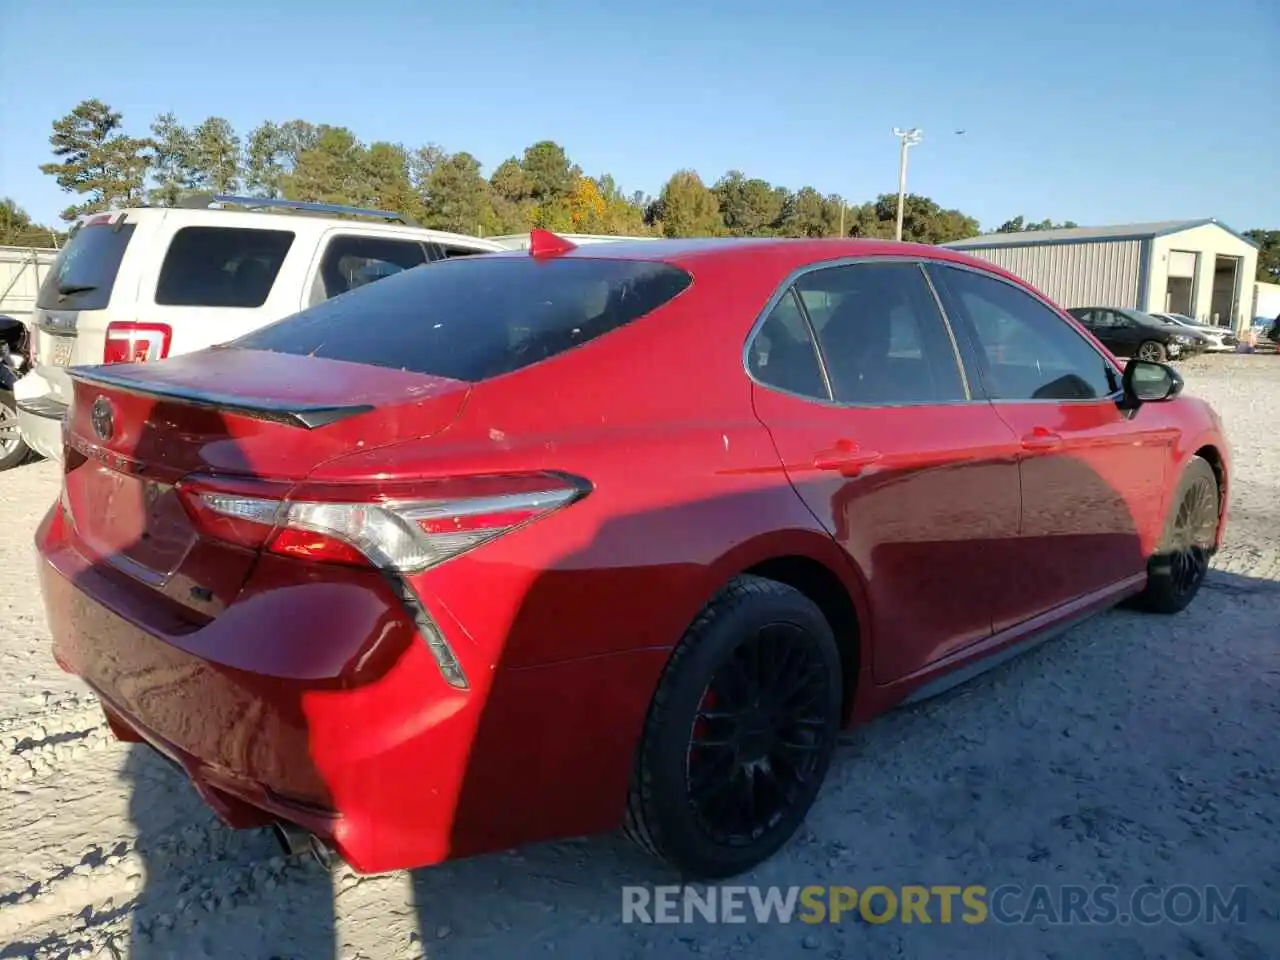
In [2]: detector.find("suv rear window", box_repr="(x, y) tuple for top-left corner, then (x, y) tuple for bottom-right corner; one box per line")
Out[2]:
(155, 226), (294, 308)
(233, 255), (692, 382)
(36, 221), (136, 312)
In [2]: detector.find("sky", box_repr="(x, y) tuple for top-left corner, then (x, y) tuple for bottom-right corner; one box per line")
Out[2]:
(1, 0), (1276, 232)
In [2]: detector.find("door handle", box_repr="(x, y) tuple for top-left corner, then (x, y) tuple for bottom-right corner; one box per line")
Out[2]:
(814, 440), (883, 475)
(1020, 427), (1063, 451)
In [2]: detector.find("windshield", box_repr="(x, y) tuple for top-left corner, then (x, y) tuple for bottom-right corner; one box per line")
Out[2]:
(232, 255), (693, 382)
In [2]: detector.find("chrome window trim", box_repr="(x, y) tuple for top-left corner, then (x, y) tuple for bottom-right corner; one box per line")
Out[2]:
(740, 255), (977, 410)
(923, 260), (1127, 406)
(917, 263), (972, 400)
(784, 286), (836, 402)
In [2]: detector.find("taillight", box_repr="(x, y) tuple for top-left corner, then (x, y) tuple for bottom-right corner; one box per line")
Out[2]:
(177, 472), (589, 690)
(104, 322), (171, 364)
(177, 472), (589, 574)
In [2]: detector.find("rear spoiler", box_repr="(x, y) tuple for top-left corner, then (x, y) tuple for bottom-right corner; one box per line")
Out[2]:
(67, 365), (373, 429)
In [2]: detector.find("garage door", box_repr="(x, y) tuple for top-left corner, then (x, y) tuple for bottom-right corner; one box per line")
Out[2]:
(1168, 250), (1198, 278)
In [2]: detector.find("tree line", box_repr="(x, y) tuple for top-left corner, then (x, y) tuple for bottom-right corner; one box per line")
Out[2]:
(2, 98), (1276, 287)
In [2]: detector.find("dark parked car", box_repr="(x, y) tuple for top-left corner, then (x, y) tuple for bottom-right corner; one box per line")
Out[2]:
(0, 314), (33, 470)
(1066, 307), (1208, 362)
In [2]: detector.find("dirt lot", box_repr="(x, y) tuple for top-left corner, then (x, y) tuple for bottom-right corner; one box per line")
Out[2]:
(1, 354), (1276, 960)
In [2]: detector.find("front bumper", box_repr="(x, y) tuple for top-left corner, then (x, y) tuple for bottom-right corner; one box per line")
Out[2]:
(13, 372), (65, 462)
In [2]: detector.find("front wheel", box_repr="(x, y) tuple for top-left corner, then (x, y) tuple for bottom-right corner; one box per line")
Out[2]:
(624, 575), (842, 879)
(1136, 340), (1168, 362)
(1130, 456), (1219, 614)
(0, 389), (31, 471)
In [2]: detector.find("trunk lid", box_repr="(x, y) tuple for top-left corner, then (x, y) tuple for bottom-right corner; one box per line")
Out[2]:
(61, 347), (471, 619)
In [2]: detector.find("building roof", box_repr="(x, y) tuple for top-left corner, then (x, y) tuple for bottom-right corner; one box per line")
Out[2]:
(943, 218), (1259, 250)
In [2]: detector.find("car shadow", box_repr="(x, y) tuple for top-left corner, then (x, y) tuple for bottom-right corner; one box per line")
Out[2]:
(39, 391), (1263, 958)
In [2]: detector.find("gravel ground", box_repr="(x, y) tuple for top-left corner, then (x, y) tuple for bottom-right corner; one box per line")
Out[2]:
(1, 353), (1276, 959)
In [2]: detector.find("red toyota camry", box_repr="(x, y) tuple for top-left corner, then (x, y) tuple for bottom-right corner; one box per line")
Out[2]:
(37, 231), (1229, 879)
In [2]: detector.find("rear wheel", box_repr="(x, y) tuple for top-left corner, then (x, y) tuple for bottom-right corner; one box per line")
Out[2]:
(1131, 456), (1219, 614)
(624, 575), (842, 879)
(1137, 340), (1168, 362)
(0, 390), (31, 471)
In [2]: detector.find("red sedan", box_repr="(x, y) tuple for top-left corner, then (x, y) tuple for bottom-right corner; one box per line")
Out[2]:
(36, 231), (1228, 879)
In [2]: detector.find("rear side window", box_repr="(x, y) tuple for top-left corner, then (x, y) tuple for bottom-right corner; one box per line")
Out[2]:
(748, 290), (828, 399)
(155, 226), (294, 308)
(234, 256), (693, 382)
(441, 244), (494, 258)
(312, 234), (430, 304)
(36, 221), (137, 312)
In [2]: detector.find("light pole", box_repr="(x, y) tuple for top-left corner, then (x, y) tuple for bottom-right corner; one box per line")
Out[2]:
(892, 127), (922, 241)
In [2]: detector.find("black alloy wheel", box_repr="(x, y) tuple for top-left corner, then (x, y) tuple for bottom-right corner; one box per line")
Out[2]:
(625, 575), (842, 879)
(686, 621), (831, 847)
(1131, 455), (1220, 614)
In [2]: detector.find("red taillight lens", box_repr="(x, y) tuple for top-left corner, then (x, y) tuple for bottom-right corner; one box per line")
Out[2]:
(177, 472), (590, 574)
(104, 322), (171, 364)
(176, 472), (590, 691)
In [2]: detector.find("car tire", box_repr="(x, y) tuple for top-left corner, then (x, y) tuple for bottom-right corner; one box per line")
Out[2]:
(624, 574), (843, 879)
(1130, 455), (1219, 615)
(0, 389), (31, 471)
(1137, 340), (1168, 362)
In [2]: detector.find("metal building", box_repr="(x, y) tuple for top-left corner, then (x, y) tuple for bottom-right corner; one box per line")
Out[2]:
(941, 219), (1260, 333)
(0, 246), (58, 328)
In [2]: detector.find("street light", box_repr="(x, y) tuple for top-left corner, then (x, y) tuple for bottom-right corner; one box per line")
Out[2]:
(892, 127), (923, 242)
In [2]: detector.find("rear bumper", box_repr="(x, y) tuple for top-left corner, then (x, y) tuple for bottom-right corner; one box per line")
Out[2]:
(14, 372), (64, 462)
(36, 500), (667, 873)
(37, 502), (478, 874)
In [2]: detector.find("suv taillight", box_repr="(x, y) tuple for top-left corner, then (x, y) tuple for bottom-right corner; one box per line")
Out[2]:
(104, 322), (171, 364)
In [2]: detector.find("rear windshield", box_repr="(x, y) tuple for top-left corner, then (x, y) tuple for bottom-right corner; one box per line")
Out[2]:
(232, 256), (693, 382)
(36, 221), (136, 312)
(155, 226), (295, 308)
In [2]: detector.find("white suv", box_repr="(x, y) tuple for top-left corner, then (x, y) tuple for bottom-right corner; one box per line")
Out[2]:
(14, 195), (505, 464)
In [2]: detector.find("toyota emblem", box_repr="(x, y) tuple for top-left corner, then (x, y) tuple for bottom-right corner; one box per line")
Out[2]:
(91, 396), (114, 441)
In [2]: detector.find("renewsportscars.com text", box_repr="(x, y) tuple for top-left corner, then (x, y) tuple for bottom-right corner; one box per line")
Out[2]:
(621, 884), (1249, 926)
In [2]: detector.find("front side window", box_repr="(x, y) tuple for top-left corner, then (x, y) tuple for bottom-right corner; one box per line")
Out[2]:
(931, 266), (1119, 401)
(794, 262), (967, 405)
(155, 226), (294, 308)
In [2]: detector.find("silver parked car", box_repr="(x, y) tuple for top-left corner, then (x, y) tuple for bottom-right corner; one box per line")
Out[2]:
(1151, 312), (1238, 352)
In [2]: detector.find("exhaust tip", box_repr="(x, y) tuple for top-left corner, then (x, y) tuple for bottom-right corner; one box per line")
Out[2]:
(272, 822), (338, 869)
(271, 821), (311, 858)
(308, 834), (335, 869)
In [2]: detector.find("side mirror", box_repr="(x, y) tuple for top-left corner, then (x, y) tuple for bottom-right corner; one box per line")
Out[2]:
(1119, 358), (1183, 412)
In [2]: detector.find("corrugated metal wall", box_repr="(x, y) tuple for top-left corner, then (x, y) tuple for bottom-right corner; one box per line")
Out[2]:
(956, 240), (1144, 308)
(0, 246), (58, 326)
